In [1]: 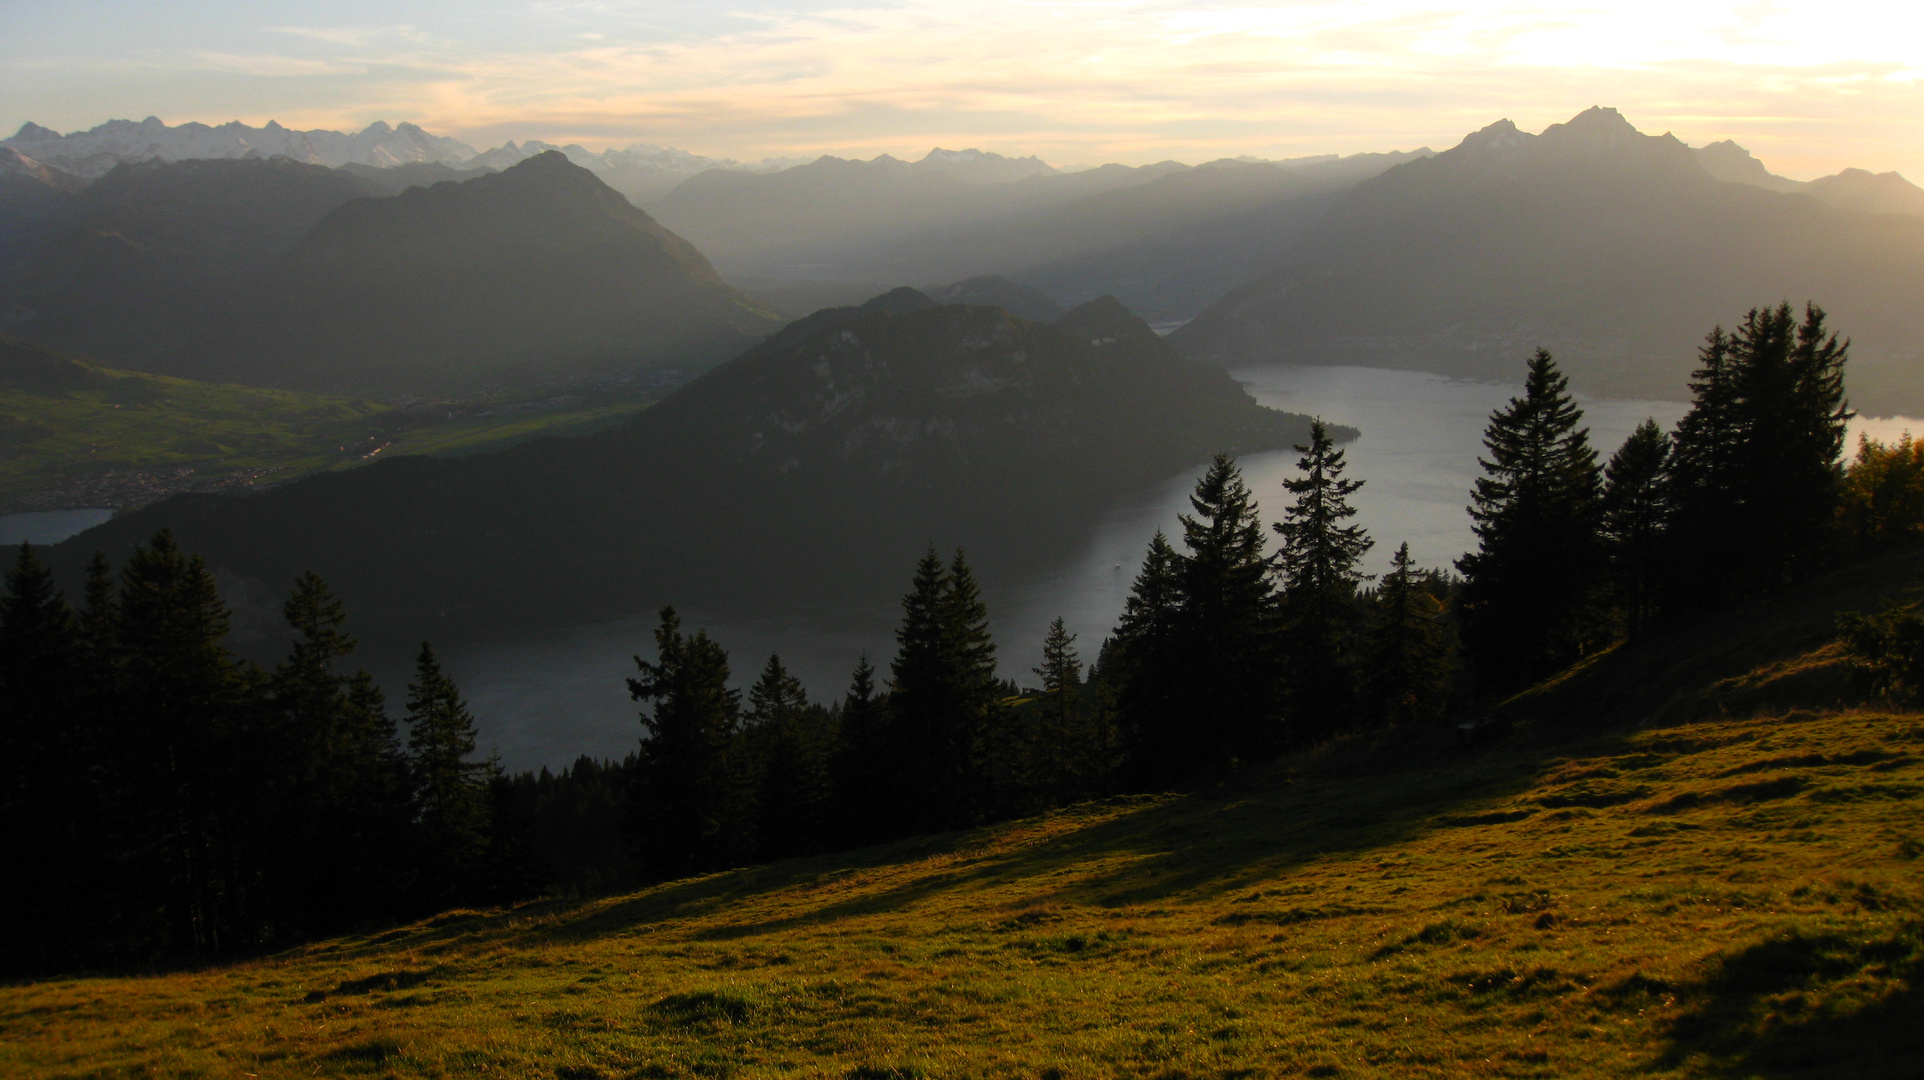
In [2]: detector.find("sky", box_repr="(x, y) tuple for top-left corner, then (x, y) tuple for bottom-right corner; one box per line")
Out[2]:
(4, 0), (1921, 179)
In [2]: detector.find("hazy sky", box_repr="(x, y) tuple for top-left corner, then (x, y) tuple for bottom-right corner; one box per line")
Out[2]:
(4, 0), (1920, 178)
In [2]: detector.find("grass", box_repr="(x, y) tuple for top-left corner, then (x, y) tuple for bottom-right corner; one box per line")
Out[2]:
(0, 353), (660, 510)
(5, 695), (1922, 1078)
(0, 365), (390, 504)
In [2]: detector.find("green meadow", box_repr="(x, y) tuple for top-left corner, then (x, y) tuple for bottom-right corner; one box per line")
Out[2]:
(0, 339), (659, 509)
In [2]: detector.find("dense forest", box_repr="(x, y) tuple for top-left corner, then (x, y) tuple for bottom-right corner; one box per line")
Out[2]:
(4, 301), (1921, 975)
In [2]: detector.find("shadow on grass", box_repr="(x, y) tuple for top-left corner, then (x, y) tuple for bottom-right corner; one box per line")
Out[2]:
(326, 555), (1924, 960)
(1657, 925), (1924, 1080)
(564, 726), (1565, 943)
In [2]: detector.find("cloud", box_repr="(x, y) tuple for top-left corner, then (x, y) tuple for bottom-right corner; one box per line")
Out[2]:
(193, 52), (371, 78)
(6, 0), (1922, 179)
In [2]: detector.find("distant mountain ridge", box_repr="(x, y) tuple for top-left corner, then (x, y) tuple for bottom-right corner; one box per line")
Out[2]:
(1171, 107), (1924, 414)
(191, 151), (782, 390)
(1693, 139), (1924, 215)
(0, 152), (784, 393)
(2, 117), (476, 179)
(51, 291), (1327, 641)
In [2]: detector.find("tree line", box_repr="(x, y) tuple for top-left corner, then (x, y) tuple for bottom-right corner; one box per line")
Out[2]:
(6, 300), (1917, 970)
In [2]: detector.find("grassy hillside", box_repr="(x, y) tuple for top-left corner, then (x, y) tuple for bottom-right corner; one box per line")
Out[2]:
(6, 554), (1922, 1078)
(0, 336), (663, 512)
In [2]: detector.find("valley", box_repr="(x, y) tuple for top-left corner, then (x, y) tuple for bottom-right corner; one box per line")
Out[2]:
(0, 334), (680, 518)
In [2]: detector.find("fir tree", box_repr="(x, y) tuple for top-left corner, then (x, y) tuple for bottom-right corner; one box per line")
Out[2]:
(1600, 419), (1673, 640)
(830, 656), (891, 848)
(750, 654), (830, 859)
(406, 641), (491, 908)
(1032, 618), (1096, 803)
(1667, 305), (1852, 607)
(1362, 543), (1453, 725)
(270, 573), (383, 931)
(1273, 420), (1373, 737)
(1456, 350), (1606, 689)
(1108, 531), (1184, 777)
(1172, 455), (1281, 768)
(627, 608), (744, 877)
(887, 548), (1002, 832)
(111, 531), (257, 957)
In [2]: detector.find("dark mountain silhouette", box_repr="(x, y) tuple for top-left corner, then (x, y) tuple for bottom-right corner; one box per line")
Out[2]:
(1171, 107), (1924, 413)
(0, 157), (382, 363)
(179, 151), (782, 391)
(51, 292), (1328, 644)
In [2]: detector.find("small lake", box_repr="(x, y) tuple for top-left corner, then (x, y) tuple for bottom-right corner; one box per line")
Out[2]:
(441, 365), (1734, 770)
(0, 508), (115, 547)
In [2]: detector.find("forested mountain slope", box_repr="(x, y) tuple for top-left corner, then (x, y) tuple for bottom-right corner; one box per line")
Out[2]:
(49, 292), (1323, 641)
(1173, 108), (1924, 414)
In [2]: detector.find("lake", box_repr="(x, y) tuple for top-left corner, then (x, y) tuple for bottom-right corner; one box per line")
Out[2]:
(0, 508), (115, 546)
(442, 365), (1710, 770)
(13, 370), (1904, 771)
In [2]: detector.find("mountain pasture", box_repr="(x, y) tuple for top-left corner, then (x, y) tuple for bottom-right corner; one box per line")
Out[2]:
(6, 695), (1919, 1078)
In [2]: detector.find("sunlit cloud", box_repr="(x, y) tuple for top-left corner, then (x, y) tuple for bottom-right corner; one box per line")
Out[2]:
(4, 0), (1920, 179)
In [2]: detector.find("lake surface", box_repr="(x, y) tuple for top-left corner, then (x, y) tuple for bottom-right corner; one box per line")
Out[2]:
(0, 508), (115, 546)
(442, 365), (1719, 770)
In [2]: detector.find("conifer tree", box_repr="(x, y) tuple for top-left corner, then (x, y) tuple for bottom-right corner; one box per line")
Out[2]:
(1600, 419), (1673, 640)
(1362, 543), (1452, 725)
(887, 548), (1001, 831)
(627, 608), (744, 877)
(750, 654), (830, 859)
(406, 641), (491, 908)
(1032, 618), (1097, 803)
(1108, 531), (1184, 775)
(1273, 420), (1373, 737)
(830, 656), (891, 847)
(270, 573), (398, 931)
(1172, 456), (1280, 767)
(1667, 305), (1852, 607)
(112, 530), (256, 956)
(1456, 350), (1606, 689)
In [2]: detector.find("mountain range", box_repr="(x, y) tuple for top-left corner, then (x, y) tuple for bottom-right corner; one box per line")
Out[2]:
(0, 152), (783, 393)
(1170, 107), (1924, 413)
(49, 290), (1327, 644)
(1, 118), (800, 206)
